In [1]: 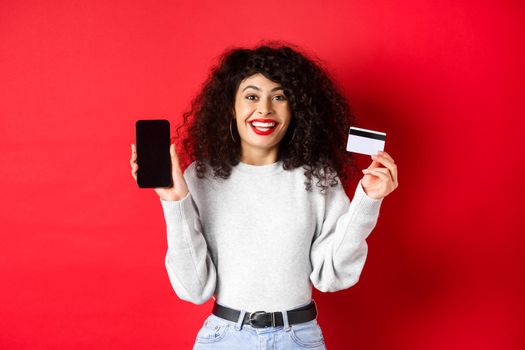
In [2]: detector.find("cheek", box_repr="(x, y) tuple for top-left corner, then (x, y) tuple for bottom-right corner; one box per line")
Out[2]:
(281, 111), (292, 126)
(279, 104), (292, 117)
(235, 103), (253, 119)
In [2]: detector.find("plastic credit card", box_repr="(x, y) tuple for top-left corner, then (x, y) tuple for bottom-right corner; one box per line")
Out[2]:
(346, 126), (386, 156)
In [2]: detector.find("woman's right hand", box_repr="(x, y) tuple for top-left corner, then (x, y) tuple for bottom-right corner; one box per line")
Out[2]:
(130, 143), (190, 201)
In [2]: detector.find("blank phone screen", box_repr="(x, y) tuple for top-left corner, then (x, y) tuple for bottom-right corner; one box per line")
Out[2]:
(135, 119), (172, 188)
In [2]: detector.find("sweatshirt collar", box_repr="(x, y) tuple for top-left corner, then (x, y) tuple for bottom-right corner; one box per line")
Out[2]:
(235, 160), (284, 175)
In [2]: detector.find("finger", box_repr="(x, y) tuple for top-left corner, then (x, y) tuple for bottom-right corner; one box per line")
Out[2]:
(131, 144), (137, 161)
(170, 143), (182, 173)
(365, 167), (391, 176)
(366, 159), (382, 169)
(130, 154), (137, 163)
(364, 167), (393, 182)
(377, 150), (395, 164)
(363, 168), (390, 182)
(371, 154), (397, 184)
(170, 143), (176, 160)
(376, 152), (398, 186)
(371, 154), (395, 168)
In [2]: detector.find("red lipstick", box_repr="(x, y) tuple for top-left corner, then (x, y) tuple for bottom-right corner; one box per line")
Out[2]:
(248, 119), (279, 136)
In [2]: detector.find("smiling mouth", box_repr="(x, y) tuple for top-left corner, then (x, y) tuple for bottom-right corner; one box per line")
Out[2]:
(248, 120), (278, 135)
(250, 120), (277, 129)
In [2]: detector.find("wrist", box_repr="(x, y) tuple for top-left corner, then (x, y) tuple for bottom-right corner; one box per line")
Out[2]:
(160, 190), (189, 202)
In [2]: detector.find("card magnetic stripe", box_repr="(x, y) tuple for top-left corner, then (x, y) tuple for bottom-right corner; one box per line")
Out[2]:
(349, 129), (386, 141)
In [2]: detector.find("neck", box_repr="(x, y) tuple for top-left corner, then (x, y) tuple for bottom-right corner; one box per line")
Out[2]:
(240, 144), (279, 165)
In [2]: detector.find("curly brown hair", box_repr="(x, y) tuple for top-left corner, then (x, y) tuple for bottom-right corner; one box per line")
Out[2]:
(173, 40), (359, 194)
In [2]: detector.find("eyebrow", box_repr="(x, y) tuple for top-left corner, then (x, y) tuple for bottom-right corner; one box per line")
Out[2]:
(242, 85), (284, 92)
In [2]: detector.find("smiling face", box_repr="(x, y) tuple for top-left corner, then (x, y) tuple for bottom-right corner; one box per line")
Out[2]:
(233, 73), (292, 164)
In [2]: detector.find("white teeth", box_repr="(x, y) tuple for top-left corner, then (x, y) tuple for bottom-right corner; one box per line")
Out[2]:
(251, 121), (276, 127)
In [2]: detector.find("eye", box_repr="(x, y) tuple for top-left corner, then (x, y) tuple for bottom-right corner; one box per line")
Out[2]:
(274, 95), (287, 101)
(245, 95), (257, 101)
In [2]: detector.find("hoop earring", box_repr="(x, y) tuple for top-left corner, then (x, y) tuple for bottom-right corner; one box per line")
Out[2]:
(230, 119), (237, 144)
(287, 128), (296, 145)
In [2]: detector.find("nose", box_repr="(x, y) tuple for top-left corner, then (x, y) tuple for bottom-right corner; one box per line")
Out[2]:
(257, 98), (273, 115)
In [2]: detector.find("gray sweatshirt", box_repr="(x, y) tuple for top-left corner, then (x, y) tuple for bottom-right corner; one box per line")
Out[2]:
(159, 159), (383, 312)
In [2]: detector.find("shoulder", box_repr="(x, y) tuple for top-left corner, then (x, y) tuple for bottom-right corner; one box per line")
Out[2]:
(183, 160), (197, 177)
(183, 159), (215, 184)
(182, 160), (216, 202)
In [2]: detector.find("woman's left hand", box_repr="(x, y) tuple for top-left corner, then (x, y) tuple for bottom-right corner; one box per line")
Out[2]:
(361, 150), (398, 200)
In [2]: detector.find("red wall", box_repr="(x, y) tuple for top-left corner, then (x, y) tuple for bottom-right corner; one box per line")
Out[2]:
(1, 1), (523, 349)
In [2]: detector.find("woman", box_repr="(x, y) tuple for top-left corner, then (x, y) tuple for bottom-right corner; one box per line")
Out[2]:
(130, 42), (398, 349)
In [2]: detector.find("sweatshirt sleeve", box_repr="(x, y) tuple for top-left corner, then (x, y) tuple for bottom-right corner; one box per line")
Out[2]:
(309, 179), (383, 292)
(160, 191), (217, 304)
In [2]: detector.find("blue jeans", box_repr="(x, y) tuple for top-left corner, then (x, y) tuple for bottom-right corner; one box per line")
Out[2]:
(193, 300), (327, 349)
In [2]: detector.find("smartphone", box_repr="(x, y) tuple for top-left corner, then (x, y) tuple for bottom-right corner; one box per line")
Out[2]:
(135, 119), (172, 188)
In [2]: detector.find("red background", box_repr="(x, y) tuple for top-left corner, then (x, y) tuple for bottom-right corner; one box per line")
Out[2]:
(1, 0), (524, 349)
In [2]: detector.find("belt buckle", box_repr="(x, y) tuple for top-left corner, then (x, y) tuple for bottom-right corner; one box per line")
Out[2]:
(248, 311), (275, 328)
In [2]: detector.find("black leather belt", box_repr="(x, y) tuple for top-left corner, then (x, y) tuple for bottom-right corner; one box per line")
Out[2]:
(212, 300), (317, 328)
